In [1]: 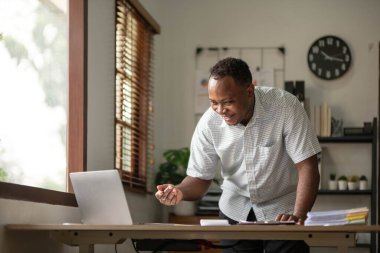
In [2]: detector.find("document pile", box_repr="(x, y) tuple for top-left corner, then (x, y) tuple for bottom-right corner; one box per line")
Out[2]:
(305, 207), (369, 226)
(200, 219), (229, 226)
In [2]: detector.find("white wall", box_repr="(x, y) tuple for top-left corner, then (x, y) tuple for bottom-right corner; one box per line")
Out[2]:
(0, 198), (80, 253)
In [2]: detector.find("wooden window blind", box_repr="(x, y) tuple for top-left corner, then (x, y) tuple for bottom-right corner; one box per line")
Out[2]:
(115, 0), (159, 191)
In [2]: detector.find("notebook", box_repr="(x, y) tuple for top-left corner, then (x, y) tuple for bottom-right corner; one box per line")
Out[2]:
(70, 170), (133, 225)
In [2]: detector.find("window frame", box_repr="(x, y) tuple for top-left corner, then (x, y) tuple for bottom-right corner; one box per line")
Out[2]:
(0, 0), (86, 206)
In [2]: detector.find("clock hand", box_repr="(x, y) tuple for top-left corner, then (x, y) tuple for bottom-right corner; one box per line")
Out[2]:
(321, 51), (343, 62)
(330, 56), (343, 62)
(321, 51), (332, 60)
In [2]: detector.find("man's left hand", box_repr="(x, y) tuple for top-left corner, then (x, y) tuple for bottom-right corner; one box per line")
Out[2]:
(275, 213), (305, 225)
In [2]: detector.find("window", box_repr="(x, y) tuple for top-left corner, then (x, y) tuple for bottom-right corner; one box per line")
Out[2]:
(0, 0), (85, 205)
(0, 0), (68, 191)
(115, 0), (159, 191)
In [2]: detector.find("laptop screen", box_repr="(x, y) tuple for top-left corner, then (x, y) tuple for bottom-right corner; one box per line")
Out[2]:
(70, 170), (133, 225)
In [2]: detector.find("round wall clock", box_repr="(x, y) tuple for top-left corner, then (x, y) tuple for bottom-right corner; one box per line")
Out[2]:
(307, 35), (352, 80)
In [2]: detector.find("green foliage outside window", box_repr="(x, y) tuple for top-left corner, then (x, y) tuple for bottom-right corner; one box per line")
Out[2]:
(0, 168), (7, 181)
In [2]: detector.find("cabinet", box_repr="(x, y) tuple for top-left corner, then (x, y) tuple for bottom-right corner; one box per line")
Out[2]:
(168, 214), (221, 253)
(317, 118), (377, 253)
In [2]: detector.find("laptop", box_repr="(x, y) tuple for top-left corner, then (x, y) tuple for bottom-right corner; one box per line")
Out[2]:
(70, 170), (207, 251)
(70, 170), (133, 225)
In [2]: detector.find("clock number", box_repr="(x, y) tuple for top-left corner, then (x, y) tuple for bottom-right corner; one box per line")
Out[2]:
(309, 54), (314, 61)
(318, 40), (325, 47)
(312, 62), (316, 70)
(345, 54), (350, 62)
(312, 46), (319, 54)
(342, 46), (347, 54)
(327, 37), (333, 45)
(335, 68), (340, 77)
(326, 71), (331, 79)
(341, 63), (346, 71)
(318, 68), (322, 76)
(336, 40), (340, 47)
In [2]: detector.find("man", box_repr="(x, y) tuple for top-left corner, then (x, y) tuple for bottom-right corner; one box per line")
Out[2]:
(155, 57), (320, 253)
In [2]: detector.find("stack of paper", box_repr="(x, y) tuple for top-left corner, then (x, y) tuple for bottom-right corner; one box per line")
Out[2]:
(200, 219), (229, 226)
(305, 207), (369, 226)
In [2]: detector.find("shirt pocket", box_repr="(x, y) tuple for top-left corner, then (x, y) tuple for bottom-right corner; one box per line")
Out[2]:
(255, 139), (282, 173)
(253, 140), (291, 202)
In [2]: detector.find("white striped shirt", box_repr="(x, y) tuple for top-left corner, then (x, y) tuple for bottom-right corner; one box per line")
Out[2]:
(187, 86), (321, 221)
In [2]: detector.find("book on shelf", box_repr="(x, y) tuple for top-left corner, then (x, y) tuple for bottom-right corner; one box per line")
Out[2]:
(198, 188), (221, 203)
(197, 199), (219, 209)
(197, 200), (219, 214)
(305, 207), (369, 226)
(201, 194), (220, 202)
(198, 206), (219, 211)
(311, 103), (331, 137)
(314, 105), (321, 136)
(196, 206), (220, 216)
(195, 210), (220, 216)
(320, 103), (331, 137)
(206, 188), (222, 195)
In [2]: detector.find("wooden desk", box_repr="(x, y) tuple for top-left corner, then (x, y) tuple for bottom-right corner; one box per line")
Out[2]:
(6, 224), (379, 253)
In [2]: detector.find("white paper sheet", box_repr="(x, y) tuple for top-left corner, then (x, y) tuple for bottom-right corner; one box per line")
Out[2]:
(200, 219), (230, 226)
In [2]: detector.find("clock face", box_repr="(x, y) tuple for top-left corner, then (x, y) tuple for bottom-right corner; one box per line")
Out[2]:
(307, 35), (352, 80)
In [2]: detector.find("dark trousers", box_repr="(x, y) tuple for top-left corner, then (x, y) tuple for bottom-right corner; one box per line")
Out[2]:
(219, 210), (309, 253)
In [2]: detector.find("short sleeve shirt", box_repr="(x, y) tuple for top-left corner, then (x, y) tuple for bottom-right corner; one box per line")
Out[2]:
(187, 86), (321, 221)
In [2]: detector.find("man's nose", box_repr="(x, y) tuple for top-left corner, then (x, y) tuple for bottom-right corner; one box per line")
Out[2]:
(216, 104), (224, 114)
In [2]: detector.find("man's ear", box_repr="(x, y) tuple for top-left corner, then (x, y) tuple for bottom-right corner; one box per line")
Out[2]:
(247, 83), (255, 97)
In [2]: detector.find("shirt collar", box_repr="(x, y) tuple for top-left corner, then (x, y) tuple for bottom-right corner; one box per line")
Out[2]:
(245, 88), (265, 127)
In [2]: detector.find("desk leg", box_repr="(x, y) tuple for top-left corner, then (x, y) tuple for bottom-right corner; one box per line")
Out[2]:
(51, 231), (95, 253)
(79, 244), (94, 253)
(304, 232), (355, 253)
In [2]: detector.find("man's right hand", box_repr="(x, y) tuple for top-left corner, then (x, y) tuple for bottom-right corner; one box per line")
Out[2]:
(155, 184), (183, 206)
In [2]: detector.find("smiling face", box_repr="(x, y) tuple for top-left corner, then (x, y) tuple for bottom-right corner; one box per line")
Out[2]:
(208, 75), (255, 126)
